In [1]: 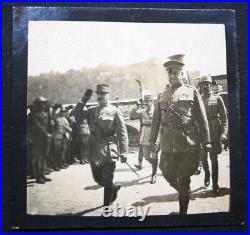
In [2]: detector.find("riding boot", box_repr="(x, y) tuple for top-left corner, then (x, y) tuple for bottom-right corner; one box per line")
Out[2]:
(111, 184), (121, 203)
(103, 187), (113, 206)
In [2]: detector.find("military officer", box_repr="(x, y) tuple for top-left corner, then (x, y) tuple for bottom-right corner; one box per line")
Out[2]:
(149, 54), (211, 215)
(73, 84), (129, 206)
(198, 75), (228, 194)
(133, 93), (159, 184)
(27, 97), (52, 184)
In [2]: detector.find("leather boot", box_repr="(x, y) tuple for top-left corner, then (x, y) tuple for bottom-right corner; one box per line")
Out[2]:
(103, 187), (113, 206)
(111, 184), (121, 203)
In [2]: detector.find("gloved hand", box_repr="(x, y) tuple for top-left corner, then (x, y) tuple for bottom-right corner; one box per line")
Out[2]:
(81, 89), (93, 104)
(120, 154), (127, 163)
(220, 134), (227, 144)
(204, 143), (212, 152)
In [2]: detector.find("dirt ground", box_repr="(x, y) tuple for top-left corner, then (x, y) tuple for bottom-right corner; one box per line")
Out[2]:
(27, 150), (230, 217)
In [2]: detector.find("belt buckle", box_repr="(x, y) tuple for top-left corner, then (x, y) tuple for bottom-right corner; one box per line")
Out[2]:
(168, 122), (173, 129)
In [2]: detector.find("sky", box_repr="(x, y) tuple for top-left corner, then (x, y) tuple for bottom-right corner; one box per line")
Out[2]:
(28, 21), (227, 76)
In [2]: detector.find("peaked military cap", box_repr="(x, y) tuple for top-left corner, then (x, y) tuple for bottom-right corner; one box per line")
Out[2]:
(144, 94), (153, 101)
(164, 54), (185, 69)
(198, 75), (213, 84)
(95, 84), (111, 94)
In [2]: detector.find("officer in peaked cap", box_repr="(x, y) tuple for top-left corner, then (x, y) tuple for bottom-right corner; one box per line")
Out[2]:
(149, 54), (211, 214)
(198, 75), (228, 194)
(73, 84), (129, 207)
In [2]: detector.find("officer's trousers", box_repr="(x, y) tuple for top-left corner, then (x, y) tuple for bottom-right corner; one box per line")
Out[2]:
(159, 152), (199, 214)
(201, 150), (219, 187)
(141, 145), (158, 176)
(90, 161), (116, 187)
(90, 161), (117, 206)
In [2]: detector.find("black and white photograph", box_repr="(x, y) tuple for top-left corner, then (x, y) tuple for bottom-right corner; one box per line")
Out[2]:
(27, 20), (230, 217)
(4, 5), (247, 231)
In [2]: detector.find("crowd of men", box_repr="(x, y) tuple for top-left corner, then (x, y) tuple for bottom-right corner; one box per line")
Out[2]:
(27, 99), (90, 184)
(27, 54), (228, 215)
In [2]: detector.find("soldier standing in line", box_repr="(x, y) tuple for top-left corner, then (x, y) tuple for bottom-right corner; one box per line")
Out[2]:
(73, 84), (129, 206)
(52, 107), (72, 170)
(149, 54), (211, 215)
(198, 75), (228, 194)
(133, 93), (159, 184)
(27, 97), (52, 184)
(75, 107), (90, 164)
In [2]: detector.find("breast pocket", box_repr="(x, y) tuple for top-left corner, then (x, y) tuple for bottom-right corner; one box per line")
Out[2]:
(207, 101), (218, 115)
(177, 97), (193, 115)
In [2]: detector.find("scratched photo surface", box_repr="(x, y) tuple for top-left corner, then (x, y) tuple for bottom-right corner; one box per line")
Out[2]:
(27, 21), (230, 217)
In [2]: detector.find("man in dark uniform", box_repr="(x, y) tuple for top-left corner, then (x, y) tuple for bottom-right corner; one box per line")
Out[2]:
(198, 75), (228, 194)
(27, 97), (52, 184)
(149, 54), (211, 214)
(73, 84), (129, 206)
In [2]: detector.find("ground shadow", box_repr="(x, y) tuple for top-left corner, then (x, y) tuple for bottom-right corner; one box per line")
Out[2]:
(57, 205), (103, 216)
(131, 187), (230, 207)
(84, 173), (163, 190)
(115, 165), (151, 173)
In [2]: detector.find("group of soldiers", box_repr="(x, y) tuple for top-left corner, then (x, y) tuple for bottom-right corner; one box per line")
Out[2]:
(27, 98), (90, 184)
(130, 54), (228, 214)
(27, 54), (228, 215)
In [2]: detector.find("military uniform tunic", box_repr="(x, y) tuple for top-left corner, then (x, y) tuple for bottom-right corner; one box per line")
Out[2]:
(201, 92), (228, 153)
(150, 84), (210, 153)
(74, 102), (128, 187)
(200, 91), (228, 188)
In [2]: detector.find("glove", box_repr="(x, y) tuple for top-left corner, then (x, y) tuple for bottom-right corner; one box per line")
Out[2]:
(204, 143), (212, 152)
(81, 89), (93, 104)
(120, 154), (127, 163)
(220, 134), (227, 144)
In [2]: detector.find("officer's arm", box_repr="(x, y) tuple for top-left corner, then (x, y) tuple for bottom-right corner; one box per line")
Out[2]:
(217, 96), (228, 137)
(149, 96), (161, 144)
(193, 90), (210, 145)
(115, 109), (129, 154)
(72, 101), (85, 123)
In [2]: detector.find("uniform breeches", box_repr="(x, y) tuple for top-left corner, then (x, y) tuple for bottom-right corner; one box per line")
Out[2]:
(160, 152), (199, 214)
(159, 152), (199, 188)
(141, 145), (158, 175)
(90, 161), (116, 187)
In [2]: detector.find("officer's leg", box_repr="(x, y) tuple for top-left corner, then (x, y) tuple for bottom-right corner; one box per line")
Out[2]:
(134, 146), (143, 170)
(177, 152), (199, 214)
(178, 176), (191, 215)
(201, 149), (210, 187)
(210, 151), (219, 194)
(102, 162), (120, 206)
(159, 152), (178, 191)
(90, 162), (104, 186)
(143, 146), (158, 184)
